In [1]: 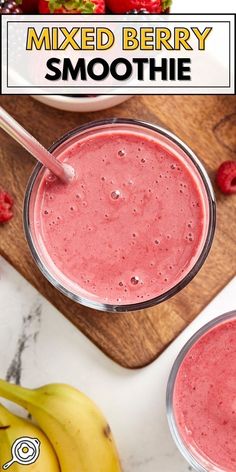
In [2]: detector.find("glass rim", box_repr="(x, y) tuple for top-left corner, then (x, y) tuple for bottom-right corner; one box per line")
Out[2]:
(23, 118), (216, 313)
(166, 310), (236, 472)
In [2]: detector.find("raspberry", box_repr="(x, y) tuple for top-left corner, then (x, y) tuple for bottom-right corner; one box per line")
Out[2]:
(216, 161), (236, 195)
(0, 0), (22, 13)
(0, 189), (14, 223)
(106, 0), (162, 14)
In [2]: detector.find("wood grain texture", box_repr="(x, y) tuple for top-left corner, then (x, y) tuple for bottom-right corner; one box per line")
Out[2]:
(0, 95), (236, 368)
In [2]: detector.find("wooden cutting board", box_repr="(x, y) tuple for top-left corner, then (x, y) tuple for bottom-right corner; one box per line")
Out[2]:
(0, 95), (235, 368)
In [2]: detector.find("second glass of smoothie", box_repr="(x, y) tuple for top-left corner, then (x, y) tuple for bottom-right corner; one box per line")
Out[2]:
(167, 311), (236, 472)
(24, 119), (216, 312)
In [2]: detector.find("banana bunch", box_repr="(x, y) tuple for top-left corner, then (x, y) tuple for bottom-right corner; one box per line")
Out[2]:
(0, 379), (122, 472)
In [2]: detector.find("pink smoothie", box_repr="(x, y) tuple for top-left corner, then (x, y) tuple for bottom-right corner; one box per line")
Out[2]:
(32, 127), (208, 306)
(173, 317), (236, 471)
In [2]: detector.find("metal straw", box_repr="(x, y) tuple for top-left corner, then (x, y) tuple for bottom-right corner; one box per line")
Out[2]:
(0, 107), (74, 183)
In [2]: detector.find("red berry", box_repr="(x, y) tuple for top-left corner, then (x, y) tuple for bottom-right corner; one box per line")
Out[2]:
(21, 0), (39, 13)
(216, 161), (236, 195)
(38, 0), (50, 13)
(106, 0), (162, 14)
(39, 0), (105, 13)
(0, 189), (14, 224)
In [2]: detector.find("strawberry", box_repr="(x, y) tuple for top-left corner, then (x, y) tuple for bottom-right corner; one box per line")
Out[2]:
(162, 0), (172, 10)
(216, 161), (236, 195)
(39, 0), (105, 13)
(0, 189), (14, 224)
(106, 0), (170, 14)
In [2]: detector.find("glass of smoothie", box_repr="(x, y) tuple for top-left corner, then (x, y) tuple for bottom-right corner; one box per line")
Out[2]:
(167, 311), (236, 472)
(23, 118), (216, 312)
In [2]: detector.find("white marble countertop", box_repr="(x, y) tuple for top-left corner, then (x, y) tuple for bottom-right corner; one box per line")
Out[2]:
(0, 255), (235, 471)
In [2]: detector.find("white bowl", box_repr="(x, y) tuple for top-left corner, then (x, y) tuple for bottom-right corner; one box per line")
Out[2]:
(32, 94), (132, 113)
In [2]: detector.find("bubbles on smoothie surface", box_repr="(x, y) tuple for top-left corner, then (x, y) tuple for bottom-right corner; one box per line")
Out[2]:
(185, 232), (194, 242)
(46, 172), (57, 183)
(131, 276), (140, 285)
(118, 149), (126, 157)
(111, 190), (121, 200)
(37, 131), (206, 305)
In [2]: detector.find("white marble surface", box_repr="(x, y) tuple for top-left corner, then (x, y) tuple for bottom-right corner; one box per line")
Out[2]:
(0, 255), (235, 471)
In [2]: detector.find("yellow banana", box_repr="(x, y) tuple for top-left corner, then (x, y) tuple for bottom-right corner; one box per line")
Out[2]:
(0, 380), (122, 472)
(0, 402), (60, 471)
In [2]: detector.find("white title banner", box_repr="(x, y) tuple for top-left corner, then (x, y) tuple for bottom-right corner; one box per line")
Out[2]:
(1, 14), (235, 95)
